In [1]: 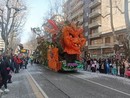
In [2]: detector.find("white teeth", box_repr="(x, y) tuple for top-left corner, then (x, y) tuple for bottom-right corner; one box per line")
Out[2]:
(74, 44), (80, 47)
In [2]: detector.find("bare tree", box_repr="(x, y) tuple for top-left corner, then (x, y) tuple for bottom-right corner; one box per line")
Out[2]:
(23, 33), (37, 54)
(0, 0), (26, 52)
(9, 12), (26, 49)
(109, 0), (116, 41)
(109, 0), (125, 43)
(11, 35), (21, 53)
(42, 0), (64, 23)
(49, 0), (63, 15)
(107, 0), (126, 57)
(124, 0), (130, 58)
(108, 0), (130, 58)
(124, 0), (130, 41)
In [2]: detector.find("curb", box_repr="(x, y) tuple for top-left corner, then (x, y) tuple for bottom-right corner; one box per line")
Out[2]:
(26, 70), (49, 98)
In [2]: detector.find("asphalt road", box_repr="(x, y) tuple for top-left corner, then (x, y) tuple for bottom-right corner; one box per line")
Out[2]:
(28, 64), (130, 98)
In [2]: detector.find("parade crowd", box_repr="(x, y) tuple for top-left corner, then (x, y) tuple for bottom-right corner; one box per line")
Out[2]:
(0, 53), (130, 96)
(83, 57), (130, 77)
(0, 54), (30, 94)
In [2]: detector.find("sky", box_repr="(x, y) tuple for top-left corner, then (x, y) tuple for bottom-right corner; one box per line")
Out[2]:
(21, 0), (51, 43)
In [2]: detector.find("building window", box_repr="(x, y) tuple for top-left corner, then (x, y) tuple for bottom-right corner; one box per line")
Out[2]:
(118, 34), (124, 44)
(118, 34), (123, 39)
(91, 16), (101, 23)
(91, 38), (102, 45)
(91, 28), (98, 34)
(105, 37), (110, 43)
(86, 13), (88, 16)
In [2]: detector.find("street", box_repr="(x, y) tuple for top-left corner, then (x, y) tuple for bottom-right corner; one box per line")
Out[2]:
(2, 64), (130, 98)
(0, 0), (130, 98)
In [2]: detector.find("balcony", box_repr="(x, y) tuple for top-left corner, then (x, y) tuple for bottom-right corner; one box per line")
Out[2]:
(84, 22), (88, 27)
(88, 44), (102, 49)
(71, 9), (83, 20)
(101, 43), (114, 48)
(89, 32), (101, 38)
(89, 9), (101, 18)
(71, 0), (83, 12)
(78, 17), (83, 23)
(84, 32), (88, 36)
(70, 0), (78, 6)
(88, 21), (101, 28)
(89, 0), (101, 8)
(88, 43), (113, 49)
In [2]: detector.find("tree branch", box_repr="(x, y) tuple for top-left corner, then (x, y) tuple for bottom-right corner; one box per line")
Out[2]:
(7, 11), (17, 35)
(6, 0), (10, 9)
(0, 9), (5, 41)
(11, 14), (25, 34)
(101, 13), (110, 18)
(5, 8), (11, 37)
(0, 0), (26, 50)
(115, 6), (124, 14)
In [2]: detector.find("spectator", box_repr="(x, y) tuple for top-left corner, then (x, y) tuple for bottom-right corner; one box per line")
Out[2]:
(0, 56), (10, 93)
(120, 60), (125, 77)
(23, 56), (28, 69)
(112, 61), (117, 75)
(14, 56), (22, 73)
(91, 61), (96, 72)
(105, 59), (110, 74)
(87, 58), (91, 71)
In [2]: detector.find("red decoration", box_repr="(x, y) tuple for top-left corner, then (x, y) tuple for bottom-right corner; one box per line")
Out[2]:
(48, 20), (58, 31)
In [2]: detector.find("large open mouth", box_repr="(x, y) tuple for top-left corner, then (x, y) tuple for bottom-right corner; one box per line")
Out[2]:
(74, 43), (81, 47)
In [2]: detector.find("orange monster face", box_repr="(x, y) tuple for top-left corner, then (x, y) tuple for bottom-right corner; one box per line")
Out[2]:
(62, 24), (86, 54)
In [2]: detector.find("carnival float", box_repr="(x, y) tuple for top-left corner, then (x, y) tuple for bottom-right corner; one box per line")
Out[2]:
(35, 16), (86, 72)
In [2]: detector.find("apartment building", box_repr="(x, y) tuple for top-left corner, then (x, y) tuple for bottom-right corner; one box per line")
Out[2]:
(63, 0), (84, 26)
(88, 0), (126, 58)
(63, 0), (127, 58)
(83, 0), (91, 51)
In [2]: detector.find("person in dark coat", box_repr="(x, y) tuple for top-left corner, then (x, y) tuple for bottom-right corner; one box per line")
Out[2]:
(22, 56), (28, 69)
(120, 61), (125, 77)
(0, 56), (10, 92)
(100, 59), (105, 73)
(6, 56), (13, 83)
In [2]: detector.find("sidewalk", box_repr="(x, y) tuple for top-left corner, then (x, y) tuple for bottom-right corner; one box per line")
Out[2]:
(1, 66), (45, 98)
(79, 70), (130, 80)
